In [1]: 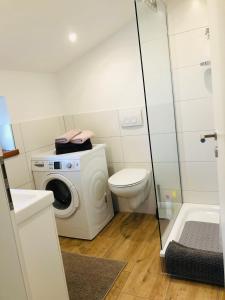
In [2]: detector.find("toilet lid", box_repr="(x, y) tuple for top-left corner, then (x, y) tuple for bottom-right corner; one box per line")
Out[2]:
(108, 168), (148, 187)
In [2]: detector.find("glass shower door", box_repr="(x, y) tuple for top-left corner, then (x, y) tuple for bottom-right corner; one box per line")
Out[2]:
(135, 0), (183, 248)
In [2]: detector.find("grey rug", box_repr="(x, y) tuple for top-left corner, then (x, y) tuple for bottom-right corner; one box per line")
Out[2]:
(62, 252), (126, 300)
(179, 221), (222, 252)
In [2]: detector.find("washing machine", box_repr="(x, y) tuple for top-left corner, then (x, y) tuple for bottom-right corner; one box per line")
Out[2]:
(31, 144), (114, 240)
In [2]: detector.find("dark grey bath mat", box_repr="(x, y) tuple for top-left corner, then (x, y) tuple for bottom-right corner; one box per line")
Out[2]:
(165, 221), (224, 286)
(165, 241), (224, 286)
(179, 221), (222, 252)
(62, 251), (126, 300)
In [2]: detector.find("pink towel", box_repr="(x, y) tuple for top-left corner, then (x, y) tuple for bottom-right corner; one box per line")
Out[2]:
(71, 130), (94, 144)
(55, 129), (81, 144)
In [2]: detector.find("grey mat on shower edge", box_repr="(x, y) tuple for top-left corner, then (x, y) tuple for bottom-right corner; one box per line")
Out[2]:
(165, 221), (224, 286)
(62, 251), (126, 300)
(179, 221), (222, 252)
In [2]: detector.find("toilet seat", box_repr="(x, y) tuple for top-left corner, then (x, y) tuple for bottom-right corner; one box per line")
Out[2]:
(108, 168), (148, 188)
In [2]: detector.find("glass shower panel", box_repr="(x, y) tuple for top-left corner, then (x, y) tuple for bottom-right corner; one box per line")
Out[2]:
(135, 0), (183, 248)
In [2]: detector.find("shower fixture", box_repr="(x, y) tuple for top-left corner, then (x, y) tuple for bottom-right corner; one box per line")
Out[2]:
(136, 0), (158, 11)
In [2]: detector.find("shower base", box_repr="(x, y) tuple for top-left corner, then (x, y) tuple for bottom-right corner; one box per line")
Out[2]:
(160, 203), (224, 286)
(160, 203), (220, 257)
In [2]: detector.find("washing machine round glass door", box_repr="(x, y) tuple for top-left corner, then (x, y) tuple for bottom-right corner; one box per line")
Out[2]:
(42, 174), (79, 218)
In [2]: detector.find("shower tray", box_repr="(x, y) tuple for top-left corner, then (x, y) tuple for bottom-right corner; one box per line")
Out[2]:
(160, 203), (224, 286)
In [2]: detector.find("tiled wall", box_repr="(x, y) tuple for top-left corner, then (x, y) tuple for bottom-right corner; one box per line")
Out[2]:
(5, 110), (155, 214)
(167, 0), (218, 204)
(5, 116), (65, 189)
(64, 107), (156, 214)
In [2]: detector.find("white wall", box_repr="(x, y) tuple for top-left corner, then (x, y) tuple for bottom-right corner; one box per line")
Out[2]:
(167, 0), (218, 204)
(3, 0), (218, 210)
(57, 20), (145, 113)
(0, 70), (64, 190)
(57, 19), (156, 214)
(58, 0), (218, 207)
(0, 71), (62, 123)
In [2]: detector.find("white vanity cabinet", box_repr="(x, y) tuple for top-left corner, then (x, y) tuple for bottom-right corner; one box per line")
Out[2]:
(11, 189), (69, 300)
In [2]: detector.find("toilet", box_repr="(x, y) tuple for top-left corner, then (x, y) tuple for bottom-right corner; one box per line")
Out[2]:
(108, 168), (150, 210)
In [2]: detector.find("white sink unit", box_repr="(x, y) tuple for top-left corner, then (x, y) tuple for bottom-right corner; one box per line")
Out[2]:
(11, 189), (69, 300)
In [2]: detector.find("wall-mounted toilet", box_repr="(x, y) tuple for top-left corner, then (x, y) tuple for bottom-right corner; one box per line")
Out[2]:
(108, 168), (150, 210)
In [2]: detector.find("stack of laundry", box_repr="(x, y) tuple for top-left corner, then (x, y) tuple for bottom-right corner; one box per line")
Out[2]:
(55, 129), (94, 155)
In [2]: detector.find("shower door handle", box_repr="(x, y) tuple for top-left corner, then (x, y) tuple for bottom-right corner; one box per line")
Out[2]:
(200, 133), (217, 143)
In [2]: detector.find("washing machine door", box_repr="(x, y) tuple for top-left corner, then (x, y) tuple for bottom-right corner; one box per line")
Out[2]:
(42, 173), (79, 218)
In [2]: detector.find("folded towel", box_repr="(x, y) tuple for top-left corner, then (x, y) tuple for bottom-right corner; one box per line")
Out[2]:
(55, 129), (81, 144)
(55, 139), (93, 155)
(71, 130), (94, 144)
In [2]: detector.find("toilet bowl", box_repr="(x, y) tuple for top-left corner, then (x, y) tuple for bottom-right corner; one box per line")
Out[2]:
(108, 168), (151, 210)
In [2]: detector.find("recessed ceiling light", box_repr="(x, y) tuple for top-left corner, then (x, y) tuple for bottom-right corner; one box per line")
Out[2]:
(68, 32), (77, 43)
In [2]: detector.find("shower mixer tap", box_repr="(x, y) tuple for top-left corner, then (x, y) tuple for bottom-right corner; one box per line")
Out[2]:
(200, 133), (217, 143)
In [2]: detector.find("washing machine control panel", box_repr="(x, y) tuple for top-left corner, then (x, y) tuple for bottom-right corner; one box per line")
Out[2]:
(32, 160), (80, 171)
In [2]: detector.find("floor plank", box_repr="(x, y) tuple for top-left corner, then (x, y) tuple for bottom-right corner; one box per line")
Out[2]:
(60, 212), (223, 300)
(165, 278), (220, 300)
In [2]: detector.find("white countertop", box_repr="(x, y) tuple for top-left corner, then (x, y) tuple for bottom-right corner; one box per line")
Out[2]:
(11, 189), (54, 224)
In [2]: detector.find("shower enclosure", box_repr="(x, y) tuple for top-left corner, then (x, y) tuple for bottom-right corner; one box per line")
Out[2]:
(135, 0), (225, 285)
(134, 0), (183, 248)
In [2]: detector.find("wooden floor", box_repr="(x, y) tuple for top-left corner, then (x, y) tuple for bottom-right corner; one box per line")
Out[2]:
(59, 213), (225, 300)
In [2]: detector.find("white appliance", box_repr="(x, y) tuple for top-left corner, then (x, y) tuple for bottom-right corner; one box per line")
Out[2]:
(32, 144), (114, 240)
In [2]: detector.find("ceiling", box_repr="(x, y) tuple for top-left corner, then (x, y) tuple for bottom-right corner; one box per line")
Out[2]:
(0, 0), (134, 73)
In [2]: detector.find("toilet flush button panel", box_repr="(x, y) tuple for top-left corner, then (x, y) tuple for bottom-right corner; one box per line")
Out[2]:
(120, 109), (143, 128)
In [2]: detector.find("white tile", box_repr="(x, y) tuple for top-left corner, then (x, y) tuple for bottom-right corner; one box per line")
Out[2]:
(63, 115), (76, 131)
(92, 137), (123, 163)
(20, 117), (64, 152)
(178, 131), (216, 162)
(142, 38), (174, 106)
(170, 28), (210, 69)
(18, 181), (35, 190)
(167, 0), (208, 35)
(119, 107), (148, 136)
(121, 135), (151, 163)
(107, 137), (124, 163)
(137, 0), (167, 43)
(181, 162), (218, 192)
(74, 110), (120, 137)
(150, 133), (179, 162)
(173, 65), (212, 101)
(108, 163), (125, 177)
(183, 191), (219, 205)
(147, 103), (176, 134)
(12, 123), (25, 153)
(124, 162), (152, 171)
(153, 162), (181, 190)
(175, 98), (215, 132)
(58, 116), (66, 133)
(5, 154), (30, 188)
